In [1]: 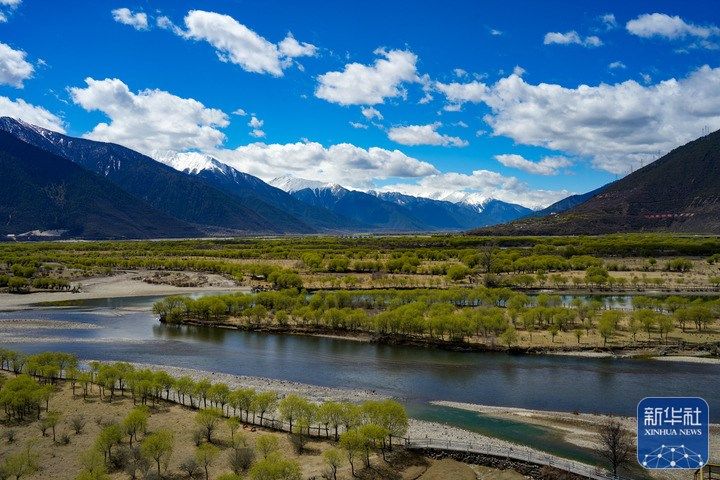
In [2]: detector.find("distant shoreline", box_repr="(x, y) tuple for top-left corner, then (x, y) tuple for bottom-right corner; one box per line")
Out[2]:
(0, 270), (246, 311)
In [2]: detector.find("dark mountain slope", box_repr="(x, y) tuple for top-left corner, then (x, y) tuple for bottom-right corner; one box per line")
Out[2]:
(474, 130), (720, 235)
(0, 131), (199, 239)
(528, 183), (611, 218)
(290, 186), (428, 231)
(0, 117), (313, 234)
(373, 192), (532, 230)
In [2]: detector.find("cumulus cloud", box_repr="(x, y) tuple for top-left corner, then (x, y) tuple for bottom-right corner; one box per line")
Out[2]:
(212, 141), (439, 189)
(388, 122), (468, 147)
(315, 48), (418, 105)
(435, 80), (488, 105)
(111, 8), (148, 30)
(248, 115), (265, 137)
(544, 31), (603, 47)
(361, 106), (383, 120)
(171, 10), (316, 76)
(0, 96), (64, 132)
(379, 170), (570, 209)
(0, 42), (33, 87)
(626, 13), (719, 40)
(435, 65), (720, 174)
(277, 33), (317, 58)
(495, 154), (572, 175)
(69, 77), (228, 155)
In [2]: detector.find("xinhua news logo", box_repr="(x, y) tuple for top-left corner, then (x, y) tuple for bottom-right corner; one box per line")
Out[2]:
(637, 397), (709, 469)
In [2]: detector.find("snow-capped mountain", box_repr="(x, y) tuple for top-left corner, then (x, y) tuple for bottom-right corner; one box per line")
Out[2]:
(269, 174), (340, 193)
(156, 152), (360, 231)
(270, 175), (532, 230)
(0, 117), (314, 234)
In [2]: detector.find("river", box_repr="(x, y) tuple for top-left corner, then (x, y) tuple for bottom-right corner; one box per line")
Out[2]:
(1, 293), (718, 466)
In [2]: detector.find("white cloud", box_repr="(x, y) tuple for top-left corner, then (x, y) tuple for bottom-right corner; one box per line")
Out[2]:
(212, 141), (439, 189)
(388, 122), (468, 147)
(361, 106), (383, 120)
(111, 8), (148, 30)
(349, 121), (368, 129)
(544, 31), (603, 47)
(609, 61), (626, 69)
(232, 108), (247, 116)
(277, 33), (317, 58)
(601, 13), (617, 29)
(247, 115), (265, 137)
(315, 48), (418, 105)
(453, 68), (467, 78)
(435, 80), (488, 105)
(454, 121), (468, 128)
(69, 77), (228, 155)
(0, 42), (33, 87)
(435, 65), (720, 174)
(626, 13), (720, 40)
(379, 170), (570, 209)
(174, 10), (316, 76)
(495, 154), (572, 175)
(0, 0), (20, 23)
(490, 29), (503, 36)
(0, 96), (64, 132)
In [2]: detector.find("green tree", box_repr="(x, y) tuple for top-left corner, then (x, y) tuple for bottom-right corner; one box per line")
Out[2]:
(124, 406), (150, 446)
(323, 448), (344, 480)
(140, 429), (174, 478)
(195, 408), (223, 443)
(249, 453), (302, 480)
(255, 434), (280, 459)
(252, 391), (278, 426)
(195, 443), (220, 480)
(500, 325), (518, 347)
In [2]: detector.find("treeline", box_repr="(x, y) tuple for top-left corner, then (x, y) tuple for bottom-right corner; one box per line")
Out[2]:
(2, 234), (719, 282)
(153, 288), (720, 346)
(0, 349), (409, 479)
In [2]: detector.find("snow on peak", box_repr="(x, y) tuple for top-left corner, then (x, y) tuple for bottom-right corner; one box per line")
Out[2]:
(153, 151), (232, 176)
(269, 174), (339, 193)
(422, 191), (493, 211)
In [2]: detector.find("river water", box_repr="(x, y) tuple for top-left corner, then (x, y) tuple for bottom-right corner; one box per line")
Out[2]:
(2, 294), (718, 466)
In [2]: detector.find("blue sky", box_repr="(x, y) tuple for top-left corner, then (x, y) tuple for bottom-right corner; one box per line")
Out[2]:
(1, 1), (720, 208)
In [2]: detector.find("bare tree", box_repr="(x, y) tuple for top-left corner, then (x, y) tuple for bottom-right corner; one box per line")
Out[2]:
(598, 418), (633, 476)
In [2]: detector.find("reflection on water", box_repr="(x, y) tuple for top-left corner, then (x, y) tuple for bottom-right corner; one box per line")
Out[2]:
(2, 303), (719, 419)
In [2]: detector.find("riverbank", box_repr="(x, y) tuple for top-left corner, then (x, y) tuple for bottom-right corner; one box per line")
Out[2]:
(112, 361), (384, 403)
(164, 315), (720, 361)
(433, 401), (720, 480)
(0, 270), (245, 311)
(96, 362), (601, 478)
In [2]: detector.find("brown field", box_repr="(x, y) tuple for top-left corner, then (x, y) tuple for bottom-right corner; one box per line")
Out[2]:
(0, 375), (526, 480)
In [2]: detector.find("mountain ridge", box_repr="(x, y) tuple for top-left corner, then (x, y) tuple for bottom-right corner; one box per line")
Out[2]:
(473, 129), (720, 235)
(0, 130), (199, 239)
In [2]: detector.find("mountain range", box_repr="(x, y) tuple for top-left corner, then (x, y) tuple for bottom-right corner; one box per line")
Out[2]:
(0, 117), (540, 239)
(0, 130), (198, 239)
(474, 128), (720, 235)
